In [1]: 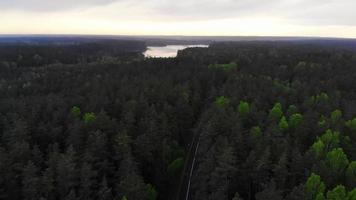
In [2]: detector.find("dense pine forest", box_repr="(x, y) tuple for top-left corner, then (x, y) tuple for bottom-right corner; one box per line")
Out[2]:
(0, 40), (356, 200)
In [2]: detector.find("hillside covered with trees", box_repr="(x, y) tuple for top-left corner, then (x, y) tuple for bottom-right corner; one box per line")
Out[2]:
(0, 40), (355, 200)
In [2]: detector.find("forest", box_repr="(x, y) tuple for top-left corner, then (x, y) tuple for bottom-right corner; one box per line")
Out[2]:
(0, 39), (355, 200)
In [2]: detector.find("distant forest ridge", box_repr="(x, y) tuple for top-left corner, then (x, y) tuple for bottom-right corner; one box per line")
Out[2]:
(3, 36), (356, 67)
(2, 35), (356, 47)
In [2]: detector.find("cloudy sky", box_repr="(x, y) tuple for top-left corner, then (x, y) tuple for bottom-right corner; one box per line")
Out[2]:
(0, 0), (356, 37)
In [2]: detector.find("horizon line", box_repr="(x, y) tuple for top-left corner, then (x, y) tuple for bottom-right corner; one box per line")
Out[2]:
(1, 33), (356, 40)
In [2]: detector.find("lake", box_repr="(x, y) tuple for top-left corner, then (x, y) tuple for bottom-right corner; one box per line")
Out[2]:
(144, 45), (208, 58)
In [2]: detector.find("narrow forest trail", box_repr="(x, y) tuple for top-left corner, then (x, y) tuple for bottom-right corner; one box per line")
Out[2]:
(177, 131), (201, 200)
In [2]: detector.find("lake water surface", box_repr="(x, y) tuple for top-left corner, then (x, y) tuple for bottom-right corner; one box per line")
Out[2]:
(144, 45), (208, 58)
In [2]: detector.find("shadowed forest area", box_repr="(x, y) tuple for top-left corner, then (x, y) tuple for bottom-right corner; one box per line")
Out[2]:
(0, 39), (356, 200)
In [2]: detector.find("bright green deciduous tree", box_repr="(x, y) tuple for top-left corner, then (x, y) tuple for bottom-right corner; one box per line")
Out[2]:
(289, 113), (303, 128)
(238, 101), (250, 118)
(311, 140), (325, 158)
(320, 130), (340, 151)
(83, 112), (96, 124)
(70, 106), (81, 118)
(215, 96), (230, 108)
(305, 173), (326, 200)
(326, 185), (347, 200)
(279, 116), (289, 131)
(269, 103), (283, 120)
(325, 148), (349, 173)
(345, 118), (356, 131)
(330, 109), (342, 124)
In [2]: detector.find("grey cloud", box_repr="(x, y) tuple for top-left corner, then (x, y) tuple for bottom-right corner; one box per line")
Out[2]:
(146, 0), (356, 26)
(0, 0), (117, 11)
(147, 0), (283, 19)
(281, 0), (356, 26)
(1, 0), (356, 26)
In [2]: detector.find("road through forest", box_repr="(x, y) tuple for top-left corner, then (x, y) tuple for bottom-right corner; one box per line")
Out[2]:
(177, 132), (201, 200)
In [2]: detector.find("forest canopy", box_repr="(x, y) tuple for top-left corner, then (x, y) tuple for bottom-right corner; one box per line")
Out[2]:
(0, 40), (355, 200)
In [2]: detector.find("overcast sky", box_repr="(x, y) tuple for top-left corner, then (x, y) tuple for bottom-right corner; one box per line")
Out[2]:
(1, 0), (356, 37)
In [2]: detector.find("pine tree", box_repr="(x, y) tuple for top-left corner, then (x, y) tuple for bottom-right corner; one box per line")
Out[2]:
(305, 173), (326, 200)
(325, 148), (349, 173)
(238, 101), (250, 118)
(346, 161), (356, 188)
(56, 146), (77, 199)
(273, 152), (289, 189)
(269, 103), (283, 121)
(279, 116), (289, 131)
(22, 161), (41, 200)
(330, 109), (342, 125)
(288, 113), (303, 128)
(98, 176), (113, 200)
(326, 185), (348, 200)
(78, 162), (97, 200)
(116, 153), (147, 200)
(285, 185), (306, 200)
(345, 118), (356, 131)
(255, 181), (283, 200)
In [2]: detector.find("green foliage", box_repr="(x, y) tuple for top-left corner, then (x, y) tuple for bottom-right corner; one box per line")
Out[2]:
(147, 184), (158, 200)
(331, 109), (342, 124)
(326, 185), (347, 200)
(250, 126), (262, 138)
(315, 93), (330, 103)
(310, 92), (330, 105)
(208, 62), (237, 70)
(279, 116), (289, 131)
(320, 130), (340, 151)
(5, 39), (356, 200)
(325, 148), (349, 172)
(346, 161), (356, 184)
(316, 193), (325, 200)
(70, 106), (81, 118)
(83, 112), (96, 124)
(305, 173), (326, 200)
(121, 196), (128, 200)
(319, 115), (328, 129)
(215, 96), (230, 108)
(289, 113), (303, 128)
(238, 101), (250, 118)
(346, 161), (356, 177)
(345, 118), (356, 131)
(287, 105), (298, 116)
(312, 140), (325, 158)
(274, 79), (294, 94)
(269, 103), (283, 120)
(167, 157), (184, 175)
(348, 189), (356, 200)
